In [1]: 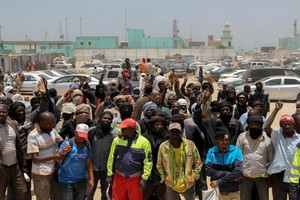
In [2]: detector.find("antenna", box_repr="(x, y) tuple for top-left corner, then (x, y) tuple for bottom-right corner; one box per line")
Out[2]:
(0, 25), (2, 40)
(65, 17), (68, 41)
(80, 17), (82, 35)
(59, 20), (64, 40)
(125, 10), (127, 41)
(294, 19), (297, 37)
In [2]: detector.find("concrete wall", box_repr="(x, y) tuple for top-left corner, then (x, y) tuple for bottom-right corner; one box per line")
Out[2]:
(74, 48), (236, 61)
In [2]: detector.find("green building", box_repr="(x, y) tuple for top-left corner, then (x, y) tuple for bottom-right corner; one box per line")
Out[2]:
(221, 23), (233, 48)
(75, 36), (119, 49)
(279, 34), (300, 49)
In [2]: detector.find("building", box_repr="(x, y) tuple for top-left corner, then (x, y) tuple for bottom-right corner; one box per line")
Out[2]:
(208, 23), (233, 48)
(75, 36), (119, 49)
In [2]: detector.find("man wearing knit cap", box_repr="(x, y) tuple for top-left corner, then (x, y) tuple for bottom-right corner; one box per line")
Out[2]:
(143, 116), (169, 200)
(157, 123), (202, 200)
(264, 101), (300, 200)
(134, 85), (153, 121)
(59, 104), (96, 140)
(249, 82), (269, 117)
(55, 104), (74, 133)
(206, 124), (243, 200)
(138, 101), (158, 134)
(236, 115), (273, 200)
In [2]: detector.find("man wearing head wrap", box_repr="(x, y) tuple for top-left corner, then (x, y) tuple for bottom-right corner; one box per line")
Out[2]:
(236, 115), (273, 200)
(223, 88), (236, 106)
(137, 101), (158, 134)
(206, 124), (243, 200)
(264, 101), (300, 199)
(142, 116), (168, 200)
(131, 87), (141, 102)
(56, 89), (93, 120)
(153, 74), (166, 93)
(3, 86), (14, 99)
(59, 104), (96, 140)
(87, 111), (115, 200)
(233, 92), (251, 120)
(177, 98), (188, 117)
(249, 82), (269, 117)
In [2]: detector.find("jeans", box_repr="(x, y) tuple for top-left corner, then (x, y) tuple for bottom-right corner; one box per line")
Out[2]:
(60, 178), (87, 200)
(143, 180), (166, 200)
(0, 163), (26, 200)
(271, 171), (290, 200)
(165, 185), (195, 200)
(219, 191), (240, 200)
(87, 171), (108, 200)
(32, 173), (60, 200)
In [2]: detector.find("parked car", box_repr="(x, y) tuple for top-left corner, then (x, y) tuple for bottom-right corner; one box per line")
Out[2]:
(47, 74), (100, 96)
(12, 72), (53, 94)
(210, 67), (236, 81)
(235, 76), (300, 101)
(52, 61), (74, 69)
(218, 69), (246, 80)
(242, 67), (299, 83)
(171, 63), (187, 77)
(218, 77), (244, 88)
(188, 62), (205, 74)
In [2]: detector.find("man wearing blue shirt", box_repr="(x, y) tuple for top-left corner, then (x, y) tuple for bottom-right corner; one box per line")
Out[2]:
(58, 124), (94, 200)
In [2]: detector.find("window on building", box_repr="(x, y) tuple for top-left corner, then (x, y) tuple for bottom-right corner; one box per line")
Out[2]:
(80, 42), (84, 46)
(88, 41), (92, 46)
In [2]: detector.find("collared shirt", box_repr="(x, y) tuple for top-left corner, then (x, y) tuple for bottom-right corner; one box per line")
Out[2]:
(236, 131), (273, 178)
(267, 129), (300, 182)
(0, 124), (18, 166)
(27, 128), (63, 175)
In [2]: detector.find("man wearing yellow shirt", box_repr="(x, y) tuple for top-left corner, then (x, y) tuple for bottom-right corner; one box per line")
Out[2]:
(157, 123), (202, 200)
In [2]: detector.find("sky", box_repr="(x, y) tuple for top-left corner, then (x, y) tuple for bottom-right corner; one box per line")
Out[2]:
(1, 0), (299, 50)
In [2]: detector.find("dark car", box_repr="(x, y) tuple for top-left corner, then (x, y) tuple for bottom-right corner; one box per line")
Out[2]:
(210, 67), (236, 81)
(242, 67), (299, 83)
(171, 63), (187, 77)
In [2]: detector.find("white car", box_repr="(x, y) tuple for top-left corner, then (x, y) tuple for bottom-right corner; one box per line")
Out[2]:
(235, 76), (300, 101)
(53, 61), (73, 69)
(13, 72), (54, 94)
(47, 74), (100, 96)
(218, 70), (246, 80)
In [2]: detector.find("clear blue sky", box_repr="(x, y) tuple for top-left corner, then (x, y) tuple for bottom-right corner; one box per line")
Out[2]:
(1, 0), (299, 50)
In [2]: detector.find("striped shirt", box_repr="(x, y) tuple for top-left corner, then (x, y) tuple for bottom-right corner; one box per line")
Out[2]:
(27, 128), (63, 175)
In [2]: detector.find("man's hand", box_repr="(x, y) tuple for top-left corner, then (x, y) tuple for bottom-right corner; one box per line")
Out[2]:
(106, 176), (113, 184)
(183, 77), (188, 83)
(65, 88), (74, 97)
(138, 179), (146, 191)
(210, 180), (218, 188)
(275, 101), (283, 111)
(88, 179), (94, 190)
(60, 145), (72, 156)
(37, 79), (47, 95)
(104, 96), (111, 105)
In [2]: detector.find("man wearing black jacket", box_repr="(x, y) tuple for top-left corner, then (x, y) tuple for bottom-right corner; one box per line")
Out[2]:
(88, 111), (114, 200)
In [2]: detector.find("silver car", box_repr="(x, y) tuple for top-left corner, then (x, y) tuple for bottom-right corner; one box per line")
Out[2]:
(235, 76), (300, 101)
(47, 74), (100, 96)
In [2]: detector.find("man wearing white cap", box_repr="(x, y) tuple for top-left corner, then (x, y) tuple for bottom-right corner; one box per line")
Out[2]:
(55, 104), (75, 133)
(57, 124), (94, 200)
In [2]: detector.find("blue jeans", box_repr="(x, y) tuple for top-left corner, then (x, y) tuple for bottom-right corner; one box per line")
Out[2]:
(60, 178), (87, 200)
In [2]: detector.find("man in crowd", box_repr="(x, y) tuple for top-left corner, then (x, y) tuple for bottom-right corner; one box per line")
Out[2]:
(249, 82), (269, 117)
(88, 111), (115, 200)
(57, 124), (94, 200)
(27, 112), (65, 200)
(236, 115), (274, 200)
(107, 118), (153, 199)
(264, 101), (300, 200)
(134, 85), (153, 120)
(0, 104), (27, 200)
(205, 125), (243, 200)
(157, 123), (202, 200)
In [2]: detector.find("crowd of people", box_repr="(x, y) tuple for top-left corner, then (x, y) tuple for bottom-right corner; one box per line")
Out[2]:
(0, 58), (300, 200)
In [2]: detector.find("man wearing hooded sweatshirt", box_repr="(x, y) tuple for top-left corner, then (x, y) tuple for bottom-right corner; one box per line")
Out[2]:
(143, 116), (169, 200)
(88, 111), (114, 200)
(138, 101), (158, 134)
(249, 82), (269, 117)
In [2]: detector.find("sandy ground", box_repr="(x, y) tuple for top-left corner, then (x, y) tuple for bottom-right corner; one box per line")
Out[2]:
(27, 74), (294, 199)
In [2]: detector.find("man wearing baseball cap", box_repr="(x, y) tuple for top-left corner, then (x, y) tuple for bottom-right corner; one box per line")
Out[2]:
(107, 118), (153, 199)
(157, 123), (202, 199)
(206, 124), (243, 200)
(57, 123), (94, 199)
(264, 101), (300, 200)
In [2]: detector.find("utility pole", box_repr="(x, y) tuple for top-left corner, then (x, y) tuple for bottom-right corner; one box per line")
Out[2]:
(0, 25), (2, 40)
(65, 17), (68, 41)
(80, 17), (82, 35)
(125, 10), (127, 41)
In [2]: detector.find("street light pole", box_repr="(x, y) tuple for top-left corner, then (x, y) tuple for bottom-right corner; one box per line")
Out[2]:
(65, 17), (68, 41)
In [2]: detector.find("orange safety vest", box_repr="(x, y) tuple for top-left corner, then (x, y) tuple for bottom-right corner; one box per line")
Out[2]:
(140, 62), (146, 73)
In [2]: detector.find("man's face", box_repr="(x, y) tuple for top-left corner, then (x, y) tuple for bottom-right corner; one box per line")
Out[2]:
(256, 84), (263, 92)
(133, 90), (140, 96)
(254, 105), (263, 112)
(180, 105), (187, 112)
(116, 99), (125, 108)
(101, 114), (112, 126)
(172, 103), (180, 113)
(121, 127), (135, 137)
(15, 106), (25, 120)
(193, 87), (200, 95)
(238, 96), (247, 105)
(281, 122), (295, 135)
(248, 121), (262, 129)
(145, 108), (155, 119)
(40, 118), (55, 134)
(169, 129), (182, 140)
(153, 95), (162, 107)
(219, 106), (231, 116)
(216, 137), (230, 150)
(75, 132), (87, 144)
(152, 121), (164, 133)
(222, 85), (228, 90)
(0, 107), (8, 124)
(167, 96), (175, 106)
(159, 83), (166, 91)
